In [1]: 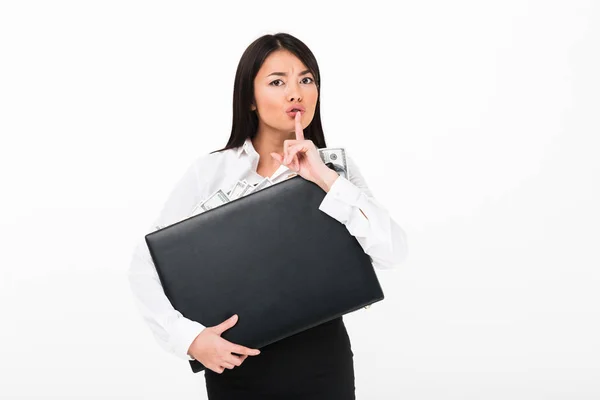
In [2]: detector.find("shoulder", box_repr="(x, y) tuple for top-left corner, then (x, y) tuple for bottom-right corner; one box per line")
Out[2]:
(194, 148), (228, 168)
(186, 146), (240, 197)
(152, 149), (235, 230)
(189, 147), (235, 179)
(167, 148), (233, 205)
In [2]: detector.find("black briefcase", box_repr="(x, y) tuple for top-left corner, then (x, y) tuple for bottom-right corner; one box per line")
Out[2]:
(145, 175), (384, 373)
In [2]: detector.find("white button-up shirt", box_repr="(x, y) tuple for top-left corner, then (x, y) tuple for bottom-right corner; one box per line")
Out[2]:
(128, 137), (408, 361)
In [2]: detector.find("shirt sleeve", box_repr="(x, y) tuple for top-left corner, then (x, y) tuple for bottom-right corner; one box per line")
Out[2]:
(318, 154), (408, 270)
(127, 159), (208, 361)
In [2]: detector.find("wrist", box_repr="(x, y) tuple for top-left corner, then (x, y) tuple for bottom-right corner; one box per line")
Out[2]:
(318, 168), (340, 193)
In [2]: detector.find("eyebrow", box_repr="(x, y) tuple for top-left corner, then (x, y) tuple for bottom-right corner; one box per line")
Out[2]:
(266, 69), (312, 78)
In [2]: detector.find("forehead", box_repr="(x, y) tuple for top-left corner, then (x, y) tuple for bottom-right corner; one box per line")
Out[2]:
(257, 50), (309, 76)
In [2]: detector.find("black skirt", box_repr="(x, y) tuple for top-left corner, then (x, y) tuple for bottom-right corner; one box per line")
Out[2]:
(204, 316), (355, 400)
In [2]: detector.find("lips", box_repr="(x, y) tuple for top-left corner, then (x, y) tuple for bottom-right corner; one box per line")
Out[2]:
(286, 105), (305, 118)
(286, 110), (305, 118)
(286, 105), (305, 113)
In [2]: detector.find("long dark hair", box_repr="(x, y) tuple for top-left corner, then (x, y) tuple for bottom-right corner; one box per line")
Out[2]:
(210, 32), (326, 154)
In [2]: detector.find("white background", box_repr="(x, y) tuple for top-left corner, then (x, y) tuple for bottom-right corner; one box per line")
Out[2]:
(1, 0), (599, 399)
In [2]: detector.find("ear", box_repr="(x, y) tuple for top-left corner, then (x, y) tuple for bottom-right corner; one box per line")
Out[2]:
(250, 103), (257, 111)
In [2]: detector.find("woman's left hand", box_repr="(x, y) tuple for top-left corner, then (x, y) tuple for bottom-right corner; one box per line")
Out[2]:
(270, 111), (339, 192)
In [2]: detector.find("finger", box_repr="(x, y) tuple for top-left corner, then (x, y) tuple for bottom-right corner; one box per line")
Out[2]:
(295, 111), (304, 141)
(225, 354), (243, 366)
(271, 152), (283, 164)
(212, 365), (225, 374)
(283, 153), (299, 170)
(283, 139), (298, 160)
(221, 361), (235, 370)
(232, 352), (249, 363)
(284, 144), (300, 164)
(213, 314), (238, 335)
(286, 144), (309, 165)
(230, 344), (261, 356)
(285, 151), (299, 172)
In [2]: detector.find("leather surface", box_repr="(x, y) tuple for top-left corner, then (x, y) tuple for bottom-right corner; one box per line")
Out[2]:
(145, 176), (384, 373)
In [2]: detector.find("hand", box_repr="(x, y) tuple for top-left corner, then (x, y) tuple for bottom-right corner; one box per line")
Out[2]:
(270, 111), (340, 192)
(187, 314), (261, 374)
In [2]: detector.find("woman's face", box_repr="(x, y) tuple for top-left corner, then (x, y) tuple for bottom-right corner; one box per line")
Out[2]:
(252, 49), (318, 135)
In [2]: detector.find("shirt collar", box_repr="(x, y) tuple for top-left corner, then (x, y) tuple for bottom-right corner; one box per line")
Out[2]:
(235, 136), (295, 180)
(236, 137), (254, 158)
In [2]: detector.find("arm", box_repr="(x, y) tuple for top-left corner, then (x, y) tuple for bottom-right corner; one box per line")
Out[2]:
(318, 155), (408, 270)
(127, 159), (207, 360)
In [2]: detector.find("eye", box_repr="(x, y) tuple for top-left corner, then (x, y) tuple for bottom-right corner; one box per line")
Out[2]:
(269, 77), (315, 86)
(269, 79), (284, 86)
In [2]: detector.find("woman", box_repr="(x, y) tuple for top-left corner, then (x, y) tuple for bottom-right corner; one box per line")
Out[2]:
(128, 32), (408, 399)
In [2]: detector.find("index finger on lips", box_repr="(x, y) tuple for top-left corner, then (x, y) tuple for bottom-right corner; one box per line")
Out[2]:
(295, 111), (304, 141)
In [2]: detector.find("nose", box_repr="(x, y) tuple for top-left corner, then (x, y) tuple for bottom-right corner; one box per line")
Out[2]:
(286, 80), (302, 102)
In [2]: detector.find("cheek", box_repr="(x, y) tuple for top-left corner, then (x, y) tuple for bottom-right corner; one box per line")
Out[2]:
(308, 88), (319, 105)
(309, 92), (319, 113)
(255, 89), (280, 113)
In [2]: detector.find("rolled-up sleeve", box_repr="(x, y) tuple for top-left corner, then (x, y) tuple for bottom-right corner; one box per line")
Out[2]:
(127, 160), (207, 361)
(318, 155), (408, 270)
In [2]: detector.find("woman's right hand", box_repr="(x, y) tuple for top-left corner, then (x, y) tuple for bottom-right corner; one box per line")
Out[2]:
(187, 314), (261, 374)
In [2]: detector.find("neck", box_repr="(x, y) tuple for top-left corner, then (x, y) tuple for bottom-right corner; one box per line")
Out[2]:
(252, 125), (295, 161)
